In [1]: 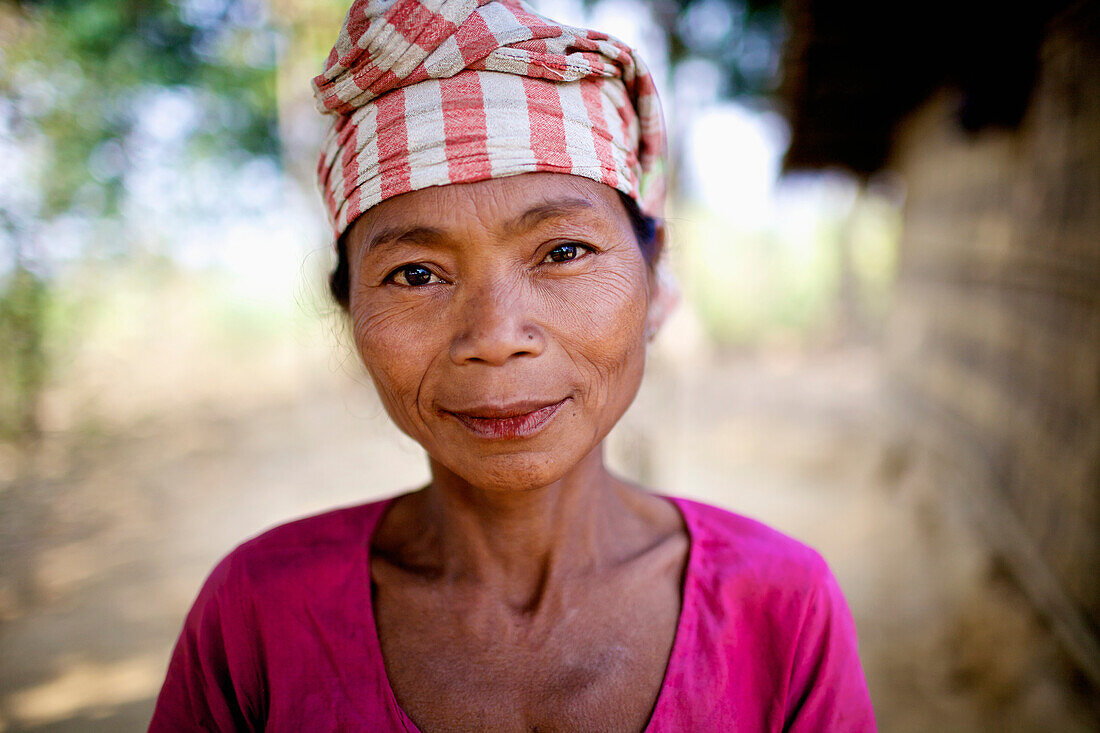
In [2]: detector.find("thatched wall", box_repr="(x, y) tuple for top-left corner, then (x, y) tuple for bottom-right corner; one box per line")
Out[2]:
(883, 10), (1100, 683)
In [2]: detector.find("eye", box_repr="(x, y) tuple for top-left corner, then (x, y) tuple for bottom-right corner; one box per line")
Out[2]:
(386, 264), (443, 287)
(542, 243), (590, 264)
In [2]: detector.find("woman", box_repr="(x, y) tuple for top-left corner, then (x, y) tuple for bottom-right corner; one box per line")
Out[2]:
(151, 0), (876, 730)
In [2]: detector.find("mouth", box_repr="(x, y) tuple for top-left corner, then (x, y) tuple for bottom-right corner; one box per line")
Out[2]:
(443, 398), (569, 440)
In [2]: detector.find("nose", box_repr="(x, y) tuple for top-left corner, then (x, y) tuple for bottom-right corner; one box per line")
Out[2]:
(449, 278), (546, 366)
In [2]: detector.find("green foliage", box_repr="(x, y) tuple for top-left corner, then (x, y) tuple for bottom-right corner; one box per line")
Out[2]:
(0, 266), (49, 437)
(618, 0), (784, 97)
(2, 0), (281, 221)
(679, 205), (840, 346)
(0, 0), (283, 435)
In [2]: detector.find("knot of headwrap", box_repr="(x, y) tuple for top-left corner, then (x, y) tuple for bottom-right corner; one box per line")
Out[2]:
(313, 0), (666, 237)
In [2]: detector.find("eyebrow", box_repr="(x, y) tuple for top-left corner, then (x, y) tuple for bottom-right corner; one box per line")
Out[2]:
(504, 197), (595, 235)
(364, 197), (596, 254)
(365, 225), (445, 254)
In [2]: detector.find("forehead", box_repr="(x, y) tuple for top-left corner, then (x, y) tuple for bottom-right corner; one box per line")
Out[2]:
(346, 173), (628, 246)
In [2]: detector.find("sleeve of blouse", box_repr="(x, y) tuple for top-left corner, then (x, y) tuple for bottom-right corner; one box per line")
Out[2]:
(148, 553), (265, 732)
(782, 562), (878, 733)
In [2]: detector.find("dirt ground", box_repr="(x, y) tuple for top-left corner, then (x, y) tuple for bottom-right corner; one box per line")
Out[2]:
(1, 347), (1097, 731)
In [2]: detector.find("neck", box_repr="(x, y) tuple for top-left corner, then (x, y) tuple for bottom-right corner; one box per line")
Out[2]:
(417, 445), (626, 610)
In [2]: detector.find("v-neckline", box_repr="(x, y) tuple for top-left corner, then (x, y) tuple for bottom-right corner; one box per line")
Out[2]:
(358, 494), (697, 733)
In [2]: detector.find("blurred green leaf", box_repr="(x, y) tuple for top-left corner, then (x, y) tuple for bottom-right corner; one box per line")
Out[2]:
(0, 0), (282, 434)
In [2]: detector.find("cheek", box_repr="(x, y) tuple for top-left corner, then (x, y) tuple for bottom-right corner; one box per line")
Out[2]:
(349, 295), (444, 435)
(550, 261), (649, 396)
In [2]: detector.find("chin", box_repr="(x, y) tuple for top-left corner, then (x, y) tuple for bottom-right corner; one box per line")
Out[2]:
(436, 448), (583, 493)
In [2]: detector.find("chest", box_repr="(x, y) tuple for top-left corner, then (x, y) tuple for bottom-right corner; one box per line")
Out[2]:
(372, 573), (682, 733)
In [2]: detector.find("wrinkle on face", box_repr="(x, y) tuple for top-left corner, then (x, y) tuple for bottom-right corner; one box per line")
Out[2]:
(344, 173), (653, 492)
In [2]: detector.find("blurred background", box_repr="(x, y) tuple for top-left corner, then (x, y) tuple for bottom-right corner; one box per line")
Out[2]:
(1, 0), (1098, 730)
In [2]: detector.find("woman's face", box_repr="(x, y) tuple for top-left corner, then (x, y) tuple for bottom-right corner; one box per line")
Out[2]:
(345, 173), (655, 492)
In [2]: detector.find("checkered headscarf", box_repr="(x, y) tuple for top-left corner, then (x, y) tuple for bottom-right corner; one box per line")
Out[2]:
(313, 0), (666, 237)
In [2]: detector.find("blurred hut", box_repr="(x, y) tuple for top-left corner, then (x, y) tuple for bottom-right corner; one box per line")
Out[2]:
(777, 0), (1100, 691)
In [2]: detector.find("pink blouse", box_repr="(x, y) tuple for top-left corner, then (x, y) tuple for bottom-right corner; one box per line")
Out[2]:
(150, 496), (877, 731)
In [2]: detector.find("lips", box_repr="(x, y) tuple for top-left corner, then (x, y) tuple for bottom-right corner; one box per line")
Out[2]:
(443, 398), (569, 440)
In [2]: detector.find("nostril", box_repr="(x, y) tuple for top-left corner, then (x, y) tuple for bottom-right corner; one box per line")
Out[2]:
(449, 299), (546, 365)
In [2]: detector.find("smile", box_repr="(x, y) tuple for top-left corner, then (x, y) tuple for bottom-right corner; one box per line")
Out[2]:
(444, 398), (569, 440)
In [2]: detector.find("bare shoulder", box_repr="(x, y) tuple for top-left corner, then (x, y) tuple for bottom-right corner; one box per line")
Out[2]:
(611, 478), (690, 570)
(367, 487), (440, 577)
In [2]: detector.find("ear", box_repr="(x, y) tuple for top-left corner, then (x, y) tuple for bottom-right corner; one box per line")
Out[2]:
(644, 224), (679, 342)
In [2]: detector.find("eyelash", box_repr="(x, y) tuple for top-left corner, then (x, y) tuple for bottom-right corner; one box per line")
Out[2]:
(542, 242), (594, 264)
(382, 243), (594, 288)
(384, 264), (446, 287)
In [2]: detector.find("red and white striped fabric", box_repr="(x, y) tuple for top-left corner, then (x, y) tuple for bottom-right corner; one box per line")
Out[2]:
(313, 0), (666, 237)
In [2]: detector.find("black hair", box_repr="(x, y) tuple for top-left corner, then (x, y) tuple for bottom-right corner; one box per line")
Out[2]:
(328, 188), (661, 310)
(616, 189), (662, 266)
